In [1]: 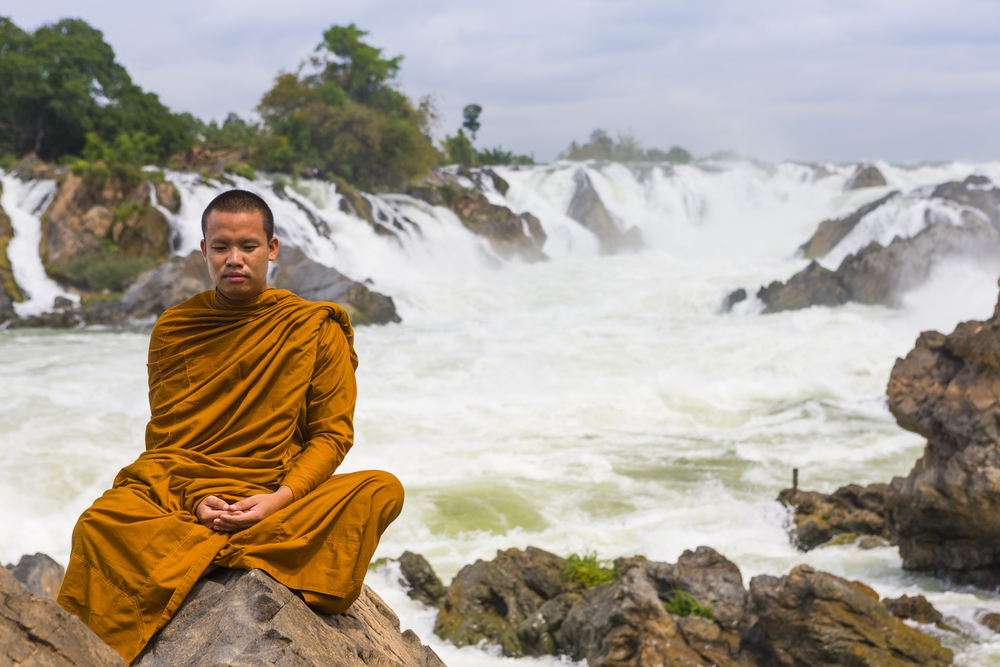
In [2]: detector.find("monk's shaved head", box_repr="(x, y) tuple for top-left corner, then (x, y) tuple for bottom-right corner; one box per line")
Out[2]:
(202, 190), (274, 240)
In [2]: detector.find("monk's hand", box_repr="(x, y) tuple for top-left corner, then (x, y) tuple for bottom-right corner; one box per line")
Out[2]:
(195, 495), (233, 531)
(214, 486), (294, 532)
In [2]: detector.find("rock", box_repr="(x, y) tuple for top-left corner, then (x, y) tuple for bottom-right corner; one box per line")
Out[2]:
(154, 181), (181, 214)
(846, 165), (887, 190)
(0, 185), (23, 303)
(778, 483), (894, 550)
(0, 564), (125, 666)
(5, 552), (65, 598)
(121, 251), (213, 318)
(0, 283), (13, 324)
(883, 293), (1000, 588)
(168, 143), (248, 172)
(271, 247), (401, 325)
(978, 611), (1000, 633)
(931, 180), (1000, 228)
(722, 288), (747, 312)
(10, 152), (58, 181)
(519, 212), (547, 250)
(566, 169), (643, 254)
(800, 192), (899, 259)
(7, 309), (83, 329)
(757, 261), (849, 313)
(746, 565), (952, 666)
(449, 190), (546, 262)
(333, 177), (397, 238)
(434, 546), (573, 656)
(485, 169), (510, 196)
(882, 595), (951, 630)
(134, 568), (445, 667)
(637, 547), (748, 629)
(398, 551), (446, 608)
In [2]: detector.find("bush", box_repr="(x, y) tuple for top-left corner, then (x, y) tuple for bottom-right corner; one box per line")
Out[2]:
(562, 552), (618, 588)
(224, 161), (257, 181)
(477, 146), (535, 166)
(663, 589), (714, 619)
(49, 251), (155, 292)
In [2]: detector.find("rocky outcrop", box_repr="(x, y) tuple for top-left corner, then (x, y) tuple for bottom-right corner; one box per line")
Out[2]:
(883, 293), (1000, 588)
(407, 170), (547, 261)
(398, 551), (447, 607)
(0, 564), (125, 666)
(757, 217), (1000, 313)
(846, 165), (887, 190)
(882, 595), (952, 631)
(424, 545), (950, 667)
(5, 552), (65, 598)
(271, 247), (400, 325)
(567, 170), (642, 254)
(168, 142), (248, 172)
(134, 568), (445, 667)
(800, 192), (899, 259)
(747, 565), (952, 666)
(0, 184), (23, 304)
(778, 483), (894, 550)
(120, 251), (213, 318)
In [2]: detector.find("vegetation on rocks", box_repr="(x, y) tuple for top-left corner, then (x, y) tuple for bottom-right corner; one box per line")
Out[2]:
(663, 588), (714, 619)
(561, 552), (618, 587)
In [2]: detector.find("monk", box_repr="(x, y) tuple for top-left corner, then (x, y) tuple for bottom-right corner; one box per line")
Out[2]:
(57, 189), (404, 663)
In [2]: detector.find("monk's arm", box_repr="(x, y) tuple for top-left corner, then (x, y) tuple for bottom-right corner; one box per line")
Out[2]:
(280, 316), (357, 501)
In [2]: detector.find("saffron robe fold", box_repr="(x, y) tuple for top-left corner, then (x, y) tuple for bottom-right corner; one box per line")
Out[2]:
(57, 288), (404, 663)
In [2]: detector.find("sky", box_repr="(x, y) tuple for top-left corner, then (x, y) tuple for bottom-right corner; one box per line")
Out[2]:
(7, 0), (1000, 163)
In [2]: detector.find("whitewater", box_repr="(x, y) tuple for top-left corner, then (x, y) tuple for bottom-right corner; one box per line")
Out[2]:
(3, 159), (1000, 665)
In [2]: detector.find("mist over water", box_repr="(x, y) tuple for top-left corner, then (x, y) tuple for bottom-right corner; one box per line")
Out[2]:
(4, 159), (1000, 664)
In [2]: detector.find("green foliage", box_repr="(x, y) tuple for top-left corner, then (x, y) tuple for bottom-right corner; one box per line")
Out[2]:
(462, 104), (482, 139)
(224, 161), (257, 181)
(440, 129), (475, 167)
(192, 112), (259, 147)
(476, 146), (535, 166)
(252, 25), (437, 190)
(562, 552), (618, 588)
(112, 202), (141, 223)
(438, 182), (462, 207)
(0, 17), (196, 161)
(49, 250), (155, 292)
(563, 129), (692, 163)
(663, 589), (714, 619)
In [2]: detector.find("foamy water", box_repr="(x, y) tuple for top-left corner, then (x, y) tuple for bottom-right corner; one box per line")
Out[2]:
(3, 160), (1000, 664)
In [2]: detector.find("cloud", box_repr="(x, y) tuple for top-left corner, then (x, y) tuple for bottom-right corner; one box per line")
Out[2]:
(8, 0), (1000, 162)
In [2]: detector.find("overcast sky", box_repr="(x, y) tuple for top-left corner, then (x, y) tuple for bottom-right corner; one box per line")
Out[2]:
(8, 0), (1000, 163)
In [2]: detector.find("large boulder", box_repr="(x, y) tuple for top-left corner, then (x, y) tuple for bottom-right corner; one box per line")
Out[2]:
(845, 165), (887, 190)
(746, 565), (952, 667)
(398, 551), (447, 608)
(134, 568), (445, 667)
(778, 483), (895, 550)
(270, 246), (400, 325)
(884, 291), (1000, 587)
(800, 192), (899, 259)
(566, 169), (642, 254)
(0, 564), (125, 666)
(121, 250), (213, 318)
(5, 552), (65, 598)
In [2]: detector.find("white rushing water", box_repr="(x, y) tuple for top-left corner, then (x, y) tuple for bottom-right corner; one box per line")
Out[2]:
(4, 159), (1000, 664)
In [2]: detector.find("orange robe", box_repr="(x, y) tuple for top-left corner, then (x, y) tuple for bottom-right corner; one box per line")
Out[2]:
(57, 288), (404, 663)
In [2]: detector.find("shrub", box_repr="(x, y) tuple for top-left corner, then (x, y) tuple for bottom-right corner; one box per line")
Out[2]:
(562, 552), (618, 588)
(663, 589), (714, 619)
(224, 161), (258, 181)
(50, 251), (155, 292)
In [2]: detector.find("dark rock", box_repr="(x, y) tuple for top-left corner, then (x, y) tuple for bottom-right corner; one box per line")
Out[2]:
(0, 185), (23, 303)
(0, 283), (13, 324)
(931, 181), (1000, 228)
(965, 174), (992, 187)
(7, 309), (83, 329)
(134, 568), (444, 667)
(978, 611), (1000, 633)
(485, 169), (510, 196)
(121, 251), (213, 318)
(757, 261), (849, 313)
(882, 595), (952, 630)
(333, 177), (398, 238)
(434, 546), (572, 656)
(54, 295), (74, 309)
(566, 170), (643, 254)
(399, 551), (446, 608)
(846, 165), (887, 190)
(271, 247), (401, 325)
(0, 564), (125, 666)
(800, 192), (899, 259)
(519, 212), (547, 250)
(778, 483), (895, 550)
(722, 288), (747, 312)
(884, 295), (1000, 588)
(639, 546), (748, 629)
(449, 190), (546, 261)
(5, 552), (65, 598)
(153, 181), (181, 214)
(746, 565), (952, 666)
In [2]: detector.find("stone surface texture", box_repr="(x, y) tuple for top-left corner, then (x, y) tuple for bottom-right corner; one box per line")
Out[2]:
(5, 552), (66, 598)
(566, 169), (642, 254)
(778, 483), (895, 550)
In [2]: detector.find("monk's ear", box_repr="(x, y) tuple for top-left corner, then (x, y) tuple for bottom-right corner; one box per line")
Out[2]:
(268, 237), (279, 262)
(200, 239), (207, 261)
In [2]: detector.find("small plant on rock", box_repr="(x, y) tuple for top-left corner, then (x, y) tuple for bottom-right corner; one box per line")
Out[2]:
(663, 589), (714, 619)
(562, 552), (618, 588)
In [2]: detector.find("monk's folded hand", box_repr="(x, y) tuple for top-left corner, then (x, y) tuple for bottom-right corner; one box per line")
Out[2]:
(214, 485), (294, 532)
(195, 495), (232, 531)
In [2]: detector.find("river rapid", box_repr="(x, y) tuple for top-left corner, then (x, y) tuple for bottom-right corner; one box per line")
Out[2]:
(3, 159), (1000, 665)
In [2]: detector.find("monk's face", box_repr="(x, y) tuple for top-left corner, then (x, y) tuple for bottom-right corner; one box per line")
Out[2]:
(201, 210), (279, 301)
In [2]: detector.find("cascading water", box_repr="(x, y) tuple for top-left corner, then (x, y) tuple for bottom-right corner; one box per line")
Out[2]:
(4, 159), (1000, 665)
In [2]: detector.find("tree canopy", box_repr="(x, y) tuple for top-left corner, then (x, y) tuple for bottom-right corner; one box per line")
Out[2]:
(563, 129), (692, 164)
(0, 17), (195, 162)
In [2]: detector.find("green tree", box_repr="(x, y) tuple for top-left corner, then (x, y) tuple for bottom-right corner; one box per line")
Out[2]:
(462, 104), (482, 140)
(562, 128), (692, 163)
(0, 17), (195, 161)
(440, 129), (474, 166)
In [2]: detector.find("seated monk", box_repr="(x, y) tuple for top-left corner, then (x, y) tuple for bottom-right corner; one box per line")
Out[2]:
(57, 189), (404, 663)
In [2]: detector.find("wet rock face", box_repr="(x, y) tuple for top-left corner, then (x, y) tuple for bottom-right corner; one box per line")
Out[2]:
(885, 302), (1000, 588)
(778, 484), (895, 550)
(566, 170), (643, 254)
(846, 165), (887, 190)
(747, 565), (953, 667)
(399, 551), (447, 607)
(0, 186), (22, 304)
(121, 250), (213, 318)
(883, 595), (950, 630)
(0, 565), (125, 666)
(134, 568), (445, 667)
(5, 552), (65, 598)
(800, 192), (899, 259)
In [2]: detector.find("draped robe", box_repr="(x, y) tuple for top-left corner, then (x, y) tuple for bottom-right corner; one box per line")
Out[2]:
(57, 288), (404, 663)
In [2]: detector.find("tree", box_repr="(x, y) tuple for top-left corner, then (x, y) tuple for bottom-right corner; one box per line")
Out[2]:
(440, 129), (474, 166)
(0, 17), (195, 161)
(462, 104), (482, 141)
(562, 128), (692, 163)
